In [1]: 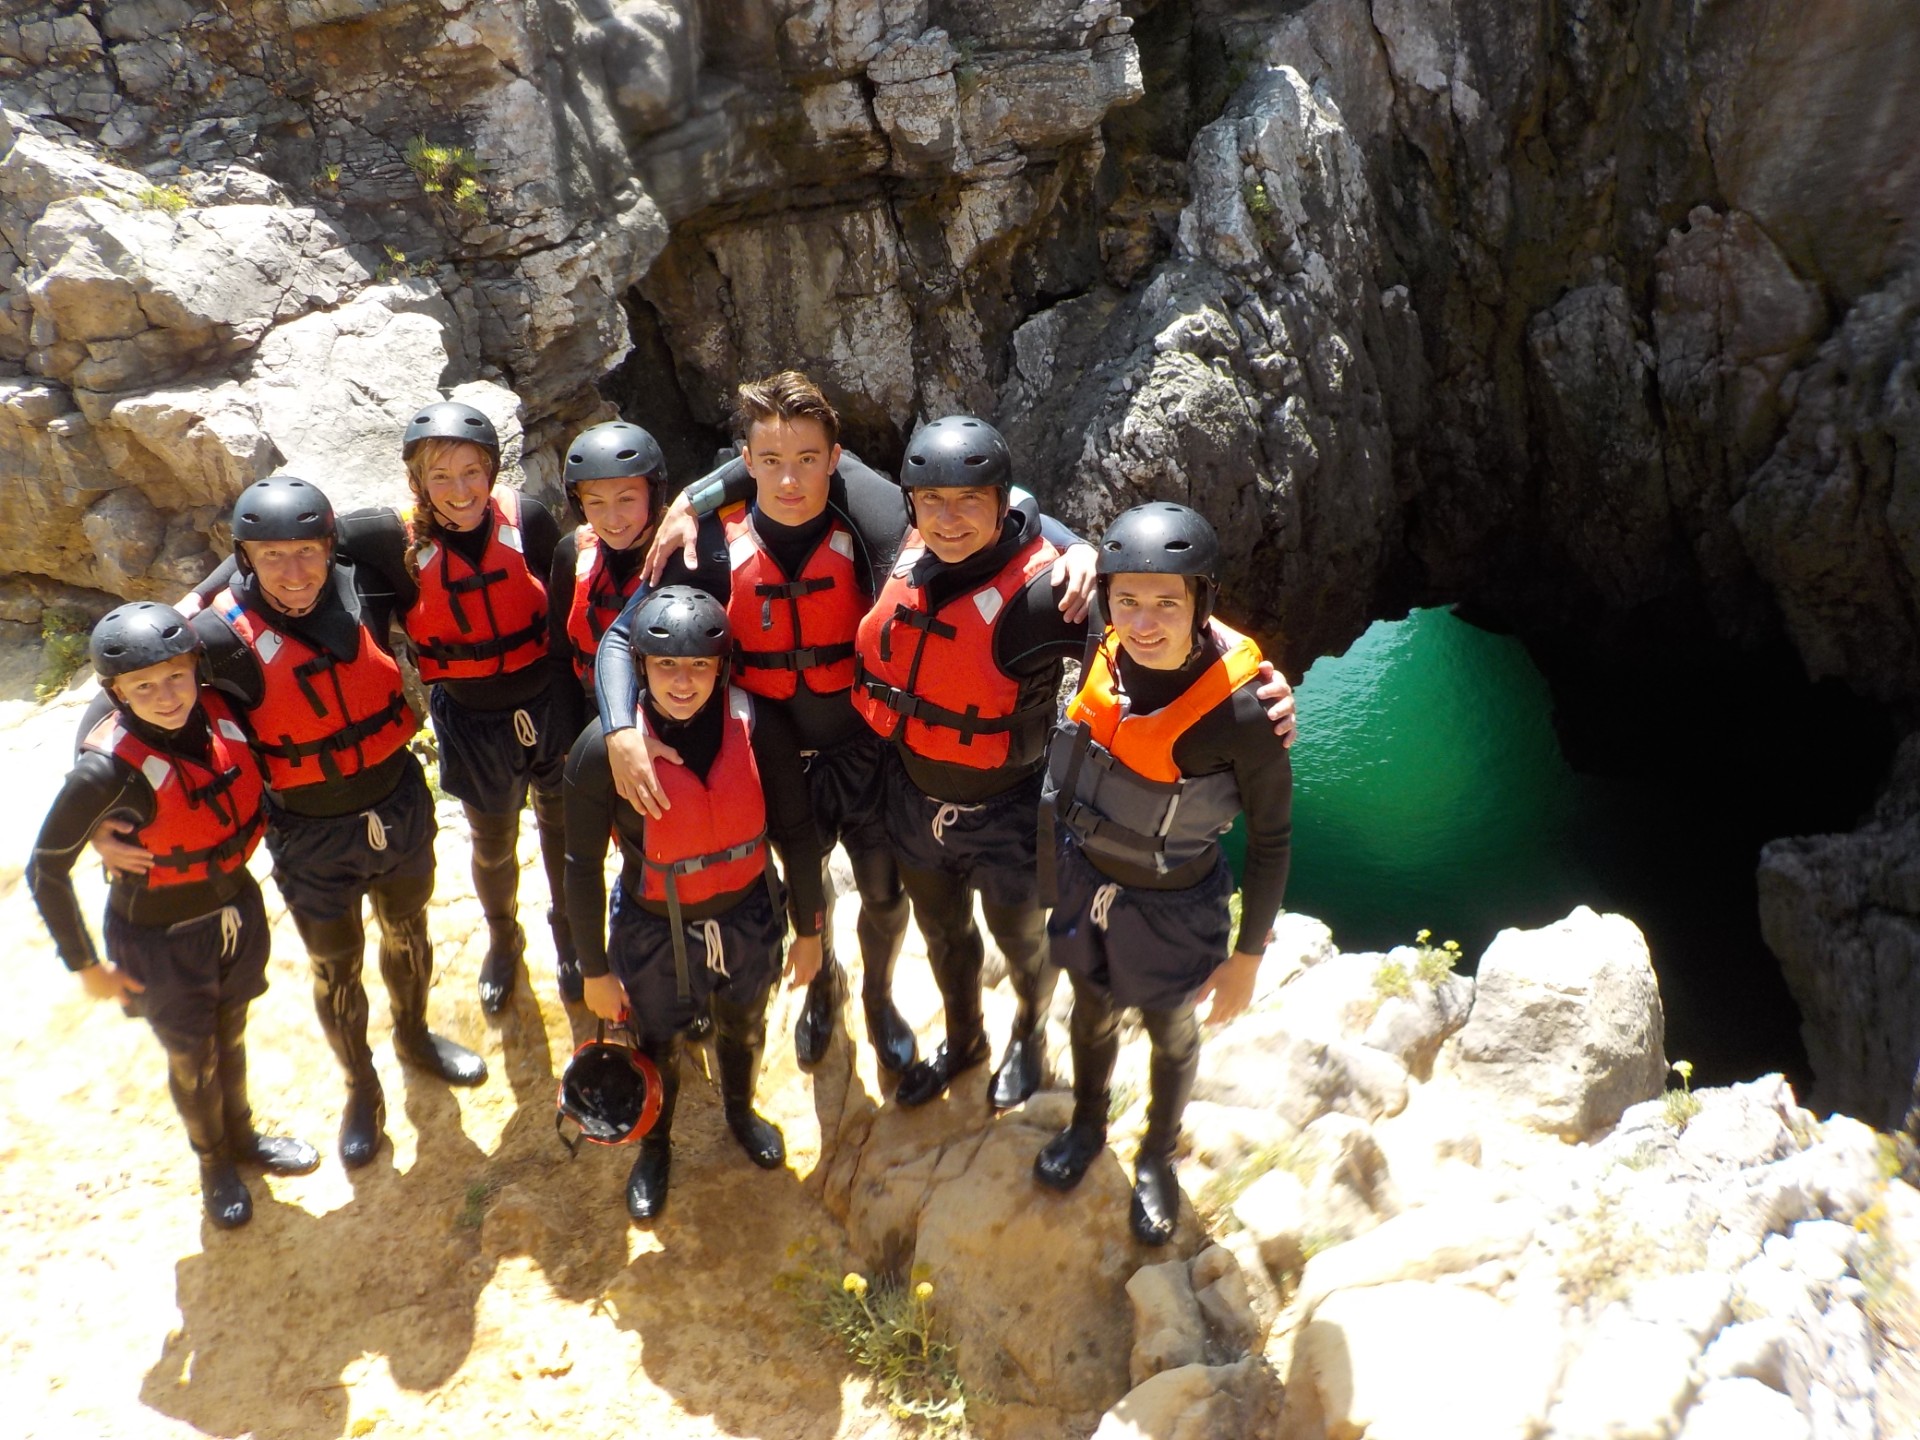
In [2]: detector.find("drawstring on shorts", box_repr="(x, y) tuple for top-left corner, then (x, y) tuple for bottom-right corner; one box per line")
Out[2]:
(513, 708), (538, 748)
(931, 801), (983, 846)
(1090, 882), (1119, 932)
(365, 810), (388, 852)
(700, 919), (728, 978)
(217, 904), (242, 957)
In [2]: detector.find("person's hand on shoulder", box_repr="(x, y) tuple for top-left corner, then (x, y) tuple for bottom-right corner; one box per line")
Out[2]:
(606, 728), (683, 819)
(1254, 661), (1296, 748)
(642, 495), (701, 586)
(1051, 543), (1099, 624)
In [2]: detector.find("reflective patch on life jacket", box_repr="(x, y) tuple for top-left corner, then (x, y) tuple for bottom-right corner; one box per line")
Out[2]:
(254, 631), (283, 665)
(973, 588), (1004, 624)
(728, 531), (758, 569)
(498, 524), (523, 553)
(829, 529), (854, 560)
(141, 754), (171, 791)
(418, 542), (439, 568)
(217, 717), (247, 743)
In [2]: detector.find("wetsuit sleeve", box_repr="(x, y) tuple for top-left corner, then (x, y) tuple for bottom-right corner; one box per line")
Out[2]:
(1208, 686), (1294, 956)
(831, 449), (908, 580)
(562, 719), (621, 979)
(748, 701), (826, 936)
(189, 610), (266, 709)
(995, 572), (1091, 676)
(519, 495), (559, 580)
(682, 453), (751, 518)
(594, 519), (730, 732)
(337, 508), (419, 615)
(548, 528), (582, 685)
(1012, 487), (1085, 552)
(27, 754), (150, 970)
(181, 554), (238, 612)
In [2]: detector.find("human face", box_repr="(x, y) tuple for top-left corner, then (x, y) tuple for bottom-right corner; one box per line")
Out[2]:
(574, 475), (653, 552)
(421, 441), (495, 531)
(742, 416), (839, 526)
(644, 654), (721, 722)
(910, 485), (1003, 564)
(244, 538), (332, 617)
(112, 654), (200, 731)
(1107, 572), (1197, 670)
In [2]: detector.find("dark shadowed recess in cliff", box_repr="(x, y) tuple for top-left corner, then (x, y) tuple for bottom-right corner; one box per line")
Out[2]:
(1512, 605), (1895, 1095)
(602, 293), (731, 488)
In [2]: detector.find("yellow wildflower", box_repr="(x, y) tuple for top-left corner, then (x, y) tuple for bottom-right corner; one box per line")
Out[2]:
(914, 1281), (934, 1301)
(843, 1272), (868, 1296)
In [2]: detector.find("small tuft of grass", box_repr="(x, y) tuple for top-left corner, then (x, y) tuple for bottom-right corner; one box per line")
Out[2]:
(404, 136), (487, 215)
(1371, 958), (1411, 1002)
(779, 1265), (968, 1433)
(456, 1178), (495, 1230)
(133, 181), (191, 213)
(35, 604), (92, 700)
(1663, 1059), (1702, 1131)
(1196, 1136), (1314, 1225)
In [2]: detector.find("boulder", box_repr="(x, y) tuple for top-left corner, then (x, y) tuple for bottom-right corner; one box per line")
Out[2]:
(1449, 907), (1667, 1140)
(1546, 1311), (1705, 1440)
(1678, 1378), (1811, 1440)
(1125, 1258), (1205, 1386)
(1294, 1197), (1541, 1312)
(1092, 1359), (1279, 1440)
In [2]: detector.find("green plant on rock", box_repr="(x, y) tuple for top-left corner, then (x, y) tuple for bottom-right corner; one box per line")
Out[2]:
(404, 136), (487, 215)
(1243, 178), (1282, 251)
(455, 1177), (495, 1230)
(375, 245), (435, 283)
(1371, 957), (1411, 1002)
(1195, 1136), (1314, 1227)
(132, 181), (191, 214)
(1663, 1059), (1702, 1131)
(1413, 928), (1462, 984)
(35, 604), (92, 701)
(780, 1263), (968, 1433)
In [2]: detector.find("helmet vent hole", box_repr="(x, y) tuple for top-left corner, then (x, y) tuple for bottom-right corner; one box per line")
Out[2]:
(616, 449), (637, 461)
(1166, 539), (1191, 551)
(907, 455), (926, 465)
(964, 455), (986, 465)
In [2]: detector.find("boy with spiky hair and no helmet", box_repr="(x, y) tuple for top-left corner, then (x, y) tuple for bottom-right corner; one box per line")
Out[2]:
(563, 585), (828, 1221)
(1033, 502), (1294, 1247)
(594, 372), (1105, 1082)
(33, 603), (320, 1228)
(93, 475), (490, 1169)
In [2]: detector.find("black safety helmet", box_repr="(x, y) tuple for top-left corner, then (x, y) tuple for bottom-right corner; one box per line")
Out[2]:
(562, 421), (668, 523)
(1096, 501), (1221, 630)
(401, 400), (500, 464)
(628, 585), (730, 658)
(230, 476), (336, 572)
(900, 415), (1013, 526)
(555, 1027), (663, 1154)
(91, 601), (201, 680)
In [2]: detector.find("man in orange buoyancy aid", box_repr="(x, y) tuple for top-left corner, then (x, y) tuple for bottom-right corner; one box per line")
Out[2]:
(95, 477), (489, 1170)
(399, 400), (582, 1014)
(1032, 503), (1294, 1248)
(32, 603), (319, 1229)
(850, 416), (1086, 1112)
(551, 421), (670, 707)
(565, 587), (827, 1222)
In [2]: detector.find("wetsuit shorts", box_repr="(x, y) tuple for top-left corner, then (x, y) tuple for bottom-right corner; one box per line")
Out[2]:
(883, 754), (1041, 909)
(264, 751), (437, 922)
(1047, 831), (1233, 1012)
(607, 878), (781, 1046)
(104, 871), (272, 1047)
(429, 675), (576, 815)
(803, 726), (893, 862)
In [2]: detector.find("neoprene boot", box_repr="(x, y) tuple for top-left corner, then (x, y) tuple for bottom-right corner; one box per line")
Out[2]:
(167, 1035), (251, 1228)
(468, 805), (524, 1015)
(214, 1001), (319, 1175)
(859, 890), (916, 1074)
(532, 786), (582, 1002)
(898, 906), (987, 1108)
(987, 901), (1055, 1111)
(1130, 1042), (1199, 1246)
(793, 954), (844, 1069)
(717, 1033), (785, 1169)
(1034, 1030), (1120, 1192)
(376, 890), (487, 1086)
(626, 1037), (679, 1222)
(303, 915), (388, 1167)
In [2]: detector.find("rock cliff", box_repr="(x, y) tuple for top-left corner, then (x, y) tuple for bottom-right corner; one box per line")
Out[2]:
(5, 2), (1920, 1114)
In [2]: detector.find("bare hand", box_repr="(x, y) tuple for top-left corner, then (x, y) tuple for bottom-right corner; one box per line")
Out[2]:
(1254, 661), (1296, 748)
(80, 962), (144, 1004)
(784, 933), (824, 989)
(1195, 951), (1261, 1027)
(1052, 542), (1099, 625)
(91, 819), (154, 876)
(606, 728), (683, 820)
(583, 973), (629, 1024)
(642, 495), (700, 587)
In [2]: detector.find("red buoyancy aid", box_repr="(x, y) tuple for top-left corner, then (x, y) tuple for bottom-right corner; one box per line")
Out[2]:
(213, 586), (416, 791)
(638, 688), (768, 908)
(720, 502), (865, 700)
(851, 528), (1061, 768)
(1066, 618), (1265, 782)
(404, 488), (549, 683)
(82, 692), (268, 888)
(565, 525), (639, 687)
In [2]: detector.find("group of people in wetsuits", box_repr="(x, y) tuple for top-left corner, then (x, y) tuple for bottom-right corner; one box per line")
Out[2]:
(28, 368), (1294, 1248)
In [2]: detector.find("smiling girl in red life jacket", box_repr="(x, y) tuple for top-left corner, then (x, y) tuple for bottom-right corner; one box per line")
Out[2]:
(29, 603), (319, 1230)
(563, 586), (828, 1223)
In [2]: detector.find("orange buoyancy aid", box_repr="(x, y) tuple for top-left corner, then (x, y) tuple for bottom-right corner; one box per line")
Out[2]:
(213, 586), (416, 792)
(82, 692), (268, 888)
(637, 687), (768, 910)
(720, 502), (865, 700)
(851, 528), (1060, 768)
(1046, 619), (1264, 877)
(565, 525), (640, 687)
(1066, 619), (1265, 781)
(404, 488), (550, 683)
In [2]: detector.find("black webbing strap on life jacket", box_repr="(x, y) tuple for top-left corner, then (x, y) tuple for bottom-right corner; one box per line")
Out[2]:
(1038, 596), (1106, 907)
(415, 616), (545, 664)
(152, 813), (264, 878)
(874, 603), (956, 663)
(647, 832), (768, 1003)
(735, 642), (856, 672)
(852, 660), (1055, 746)
(259, 691), (409, 782)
